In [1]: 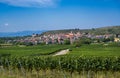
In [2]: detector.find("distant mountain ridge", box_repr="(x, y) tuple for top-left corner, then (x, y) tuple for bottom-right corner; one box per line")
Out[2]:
(0, 26), (120, 37)
(42, 26), (120, 35)
(0, 30), (46, 37)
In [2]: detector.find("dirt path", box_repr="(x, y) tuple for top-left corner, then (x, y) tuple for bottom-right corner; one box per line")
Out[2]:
(53, 49), (69, 56)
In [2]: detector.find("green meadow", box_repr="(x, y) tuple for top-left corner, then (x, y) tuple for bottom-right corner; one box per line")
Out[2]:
(0, 43), (120, 57)
(0, 45), (72, 56)
(69, 43), (120, 57)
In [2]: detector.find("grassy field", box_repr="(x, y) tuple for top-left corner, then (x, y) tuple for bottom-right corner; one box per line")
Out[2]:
(69, 43), (120, 57)
(1, 69), (120, 78)
(0, 45), (72, 56)
(0, 43), (120, 57)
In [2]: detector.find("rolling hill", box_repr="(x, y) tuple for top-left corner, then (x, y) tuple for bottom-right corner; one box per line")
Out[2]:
(42, 26), (120, 35)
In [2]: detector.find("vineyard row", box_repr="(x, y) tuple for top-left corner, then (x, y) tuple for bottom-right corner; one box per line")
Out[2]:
(0, 56), (120, 73)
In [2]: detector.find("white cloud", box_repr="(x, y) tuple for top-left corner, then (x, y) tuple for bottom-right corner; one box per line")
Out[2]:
(4, 23), (9, 26)
(0, 0), (58, 7)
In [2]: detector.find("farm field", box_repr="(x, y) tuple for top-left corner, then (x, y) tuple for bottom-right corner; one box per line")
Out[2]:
(0, 43), (120, 57)
(0, 45), (72, 56)
(69, 43), (120, 57)
(0, 43), (120, 78)
(0, 56), (120, 78)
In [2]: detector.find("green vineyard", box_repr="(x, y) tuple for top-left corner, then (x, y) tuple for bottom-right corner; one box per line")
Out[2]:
(1, 56), (120, 72)
(0, 56), (120, 78)
(0, 43), (120, 78)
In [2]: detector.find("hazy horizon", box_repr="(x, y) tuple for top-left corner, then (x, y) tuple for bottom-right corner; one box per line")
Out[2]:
(0, 0), (120, 32)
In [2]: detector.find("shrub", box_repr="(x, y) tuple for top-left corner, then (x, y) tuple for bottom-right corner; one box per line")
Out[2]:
(64, 39), (70, 45)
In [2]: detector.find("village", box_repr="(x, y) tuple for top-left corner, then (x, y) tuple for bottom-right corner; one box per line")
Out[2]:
(13, 31), (120, 45)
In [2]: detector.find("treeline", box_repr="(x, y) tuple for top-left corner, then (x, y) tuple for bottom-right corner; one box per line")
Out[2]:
(64, 37), (115, 47)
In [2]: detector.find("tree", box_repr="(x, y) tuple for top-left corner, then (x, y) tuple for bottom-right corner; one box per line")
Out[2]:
(26, 42), (34, 46)
(74, 38), (92, 47)
(74, 40), (82, 47)
(64, 39), (70, 45)
(0, 39), (4, 44)
(80, 38), (92, 44)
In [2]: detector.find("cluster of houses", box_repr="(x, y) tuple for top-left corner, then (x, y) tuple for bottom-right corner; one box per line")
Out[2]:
(114, 34), (120, 42)
(14, 31), (120, 45)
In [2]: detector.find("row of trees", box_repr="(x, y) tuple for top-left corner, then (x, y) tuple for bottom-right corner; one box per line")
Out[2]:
(64, 37), (114, 47)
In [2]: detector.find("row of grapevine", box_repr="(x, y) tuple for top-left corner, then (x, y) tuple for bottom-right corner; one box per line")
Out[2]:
(0, 56), (120, 73)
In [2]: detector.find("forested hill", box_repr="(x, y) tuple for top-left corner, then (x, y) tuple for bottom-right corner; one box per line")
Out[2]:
(42, 26), (120, 35)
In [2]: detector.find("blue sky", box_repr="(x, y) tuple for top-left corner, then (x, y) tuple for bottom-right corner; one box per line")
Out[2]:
(0, 0), (120, 32)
